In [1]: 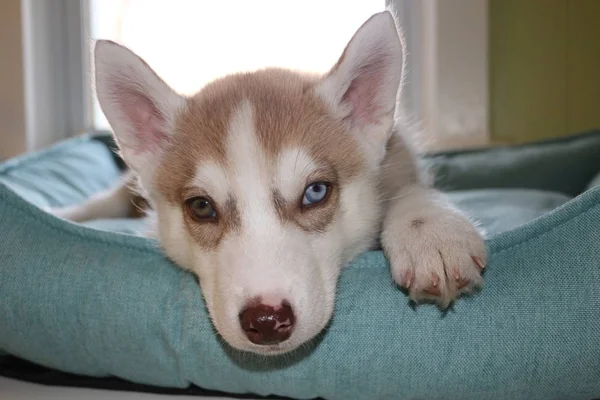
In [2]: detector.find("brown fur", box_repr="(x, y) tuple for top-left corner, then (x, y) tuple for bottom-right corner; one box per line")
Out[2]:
(128, 194), (149, 218)
(156, 69), (363, 199)
(272, 165), (340, 233)
(153, 68), (365, 248)
(178, 189), (242, 249)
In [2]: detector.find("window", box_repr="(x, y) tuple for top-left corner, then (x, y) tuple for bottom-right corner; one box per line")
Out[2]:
(89, 0), (385, 130)
(18, 0), (490, 153)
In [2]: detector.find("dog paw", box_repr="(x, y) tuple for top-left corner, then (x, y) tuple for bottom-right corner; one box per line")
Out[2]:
(383, 213), (487, 307)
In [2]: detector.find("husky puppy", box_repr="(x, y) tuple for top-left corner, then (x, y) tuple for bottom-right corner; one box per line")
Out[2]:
(53, 11), (486, 355)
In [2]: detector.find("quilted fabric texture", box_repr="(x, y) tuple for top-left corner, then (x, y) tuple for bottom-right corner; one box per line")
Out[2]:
(1, 132), (600, 400)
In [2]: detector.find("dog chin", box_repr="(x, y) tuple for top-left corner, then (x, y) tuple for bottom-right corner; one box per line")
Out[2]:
(218, 333), (298, 356)
(246, 343), (297, 356)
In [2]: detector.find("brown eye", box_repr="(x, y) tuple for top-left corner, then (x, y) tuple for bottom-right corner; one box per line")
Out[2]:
(186, 197), (217, 221)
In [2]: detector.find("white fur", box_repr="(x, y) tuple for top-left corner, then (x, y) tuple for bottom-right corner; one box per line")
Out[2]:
(94, 40), (185, 188)
(193, 163), (230, 205)
(339, 177), (382, 263)
(381, 184), (486, 306)
(225, 100), (276, 233)
(143, 102), (346, 354)
(315, 11), (403, 166)
(48, 175), (132, 222)
(52, 11), (487, 355)
(155, 200), (193, 268)
(275, 148), (318, 201)
(316, 13), (402, 115)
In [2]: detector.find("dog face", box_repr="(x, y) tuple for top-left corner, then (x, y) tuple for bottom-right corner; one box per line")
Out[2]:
(95, 11), (403, 354)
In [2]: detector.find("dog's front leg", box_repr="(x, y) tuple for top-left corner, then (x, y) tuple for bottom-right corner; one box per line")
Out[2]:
(381, 183), (487, 307)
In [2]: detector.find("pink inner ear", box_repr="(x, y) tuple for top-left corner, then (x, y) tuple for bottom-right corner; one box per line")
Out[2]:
(342, 57), (387, 127)
(114, 84), (169, 154)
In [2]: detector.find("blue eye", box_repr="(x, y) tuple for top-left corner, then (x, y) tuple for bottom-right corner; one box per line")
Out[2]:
(302, 182), (329, 206)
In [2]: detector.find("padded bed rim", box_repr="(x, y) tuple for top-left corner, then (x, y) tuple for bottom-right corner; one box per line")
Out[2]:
(2, 132), (600, 399)
(2, 162), (600, 265)
(2, 131), (600, 264)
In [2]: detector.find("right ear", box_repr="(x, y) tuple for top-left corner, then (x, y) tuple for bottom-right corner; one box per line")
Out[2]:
(315, 11), (403, 164)
(94, 40), (184, 185)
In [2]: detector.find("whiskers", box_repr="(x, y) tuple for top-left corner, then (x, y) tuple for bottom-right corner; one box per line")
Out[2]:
(378, 187), (416, 203)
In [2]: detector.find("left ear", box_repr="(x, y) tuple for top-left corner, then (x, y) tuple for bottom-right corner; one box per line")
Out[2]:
(94, 40), (185, 188)
(316, 11), (404, 155)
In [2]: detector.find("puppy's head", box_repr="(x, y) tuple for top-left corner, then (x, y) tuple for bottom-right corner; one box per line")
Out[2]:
(95, 11), (403, 355)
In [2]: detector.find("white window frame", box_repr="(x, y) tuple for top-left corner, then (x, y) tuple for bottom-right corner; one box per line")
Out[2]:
(390, 0), (490, 150)
(21, 0), (489, 152)
(21, 0), (92, 151)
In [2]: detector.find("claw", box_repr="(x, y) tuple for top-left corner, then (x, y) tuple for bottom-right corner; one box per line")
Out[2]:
(452, 268), (461, 281)
(424, 286), (441, 296)
(424, 275), (442, 296)
(472, 256), (485, 272)
(456, 278), (470, 290)
(452, 269), (470, 289)
(401, 270), (413, 289)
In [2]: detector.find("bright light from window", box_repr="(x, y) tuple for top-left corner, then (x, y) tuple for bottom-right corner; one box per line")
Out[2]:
(89, 0), (385, 130)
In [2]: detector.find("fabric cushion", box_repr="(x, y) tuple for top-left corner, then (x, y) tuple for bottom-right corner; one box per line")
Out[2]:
(1, 131), (600, 400)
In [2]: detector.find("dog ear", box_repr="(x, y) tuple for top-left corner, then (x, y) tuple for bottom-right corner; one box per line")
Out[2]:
(94, 40), (184, 184)
(316, 11), (404, 154)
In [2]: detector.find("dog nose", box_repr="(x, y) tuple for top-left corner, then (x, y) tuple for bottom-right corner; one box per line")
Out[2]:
(239, 302), (295, 345)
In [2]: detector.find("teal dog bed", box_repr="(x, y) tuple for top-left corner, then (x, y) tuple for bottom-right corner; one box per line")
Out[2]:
(1, 131), (600, 399)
